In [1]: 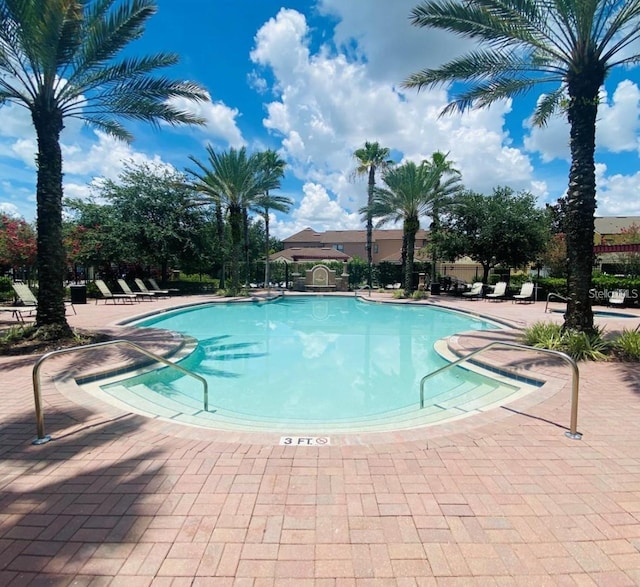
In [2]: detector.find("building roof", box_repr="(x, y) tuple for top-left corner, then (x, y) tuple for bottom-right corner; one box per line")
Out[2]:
(594, 216), (640, 235)
(270, 247), (351, 263)
(282, 227), (429, 244)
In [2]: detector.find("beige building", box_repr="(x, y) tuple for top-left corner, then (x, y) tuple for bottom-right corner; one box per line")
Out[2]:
(281, 227), (430, 264)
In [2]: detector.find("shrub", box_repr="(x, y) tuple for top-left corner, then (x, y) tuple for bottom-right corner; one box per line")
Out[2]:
(522, 322), (610, 361)
(612, 329), (640, 361)
(522, 322), (563, 347)
(561, 329), (610, 361)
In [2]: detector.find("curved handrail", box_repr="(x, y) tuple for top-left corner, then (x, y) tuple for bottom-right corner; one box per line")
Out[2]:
(32, 339), (208, 445)
(354, 285), (372, 297)
(545, 292), (568, 313)
(419, 341), (582, 439)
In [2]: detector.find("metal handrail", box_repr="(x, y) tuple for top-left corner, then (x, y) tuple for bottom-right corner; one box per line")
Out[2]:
(32, 339), (208, 445)
(355, 285), (372, 297)
(419, 341), (582, 439)
(545, 292), (568, 313)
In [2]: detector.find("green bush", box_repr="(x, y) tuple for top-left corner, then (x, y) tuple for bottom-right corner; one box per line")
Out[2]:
(522, 321), (610, 361)
(522, 322), (564, 348)
(411, 289), (428, 300)
(612, 329), (640, 361)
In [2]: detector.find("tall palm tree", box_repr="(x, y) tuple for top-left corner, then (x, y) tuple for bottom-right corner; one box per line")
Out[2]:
(404, 0), (640, 333)
(353, 142), (394, 288)
(254, 150), (290, 287)
(0, 0), (208, 336)
(362, 161), (440, 295)
(187, 146), (280, 294)
(422, 151), (462, 284)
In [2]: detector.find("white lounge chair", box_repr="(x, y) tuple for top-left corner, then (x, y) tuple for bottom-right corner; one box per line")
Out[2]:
(117, 279), (155, 301)
(134, 278), (169, 298)
(486, 281), (507, 302)
(95, 279), (137, 304)
(148, 277), (179, 296)
(462, 282), (484, 300)
(609, 289), (626, 307)
(12, 282), (75, 314)
(513, 282), (535, 303)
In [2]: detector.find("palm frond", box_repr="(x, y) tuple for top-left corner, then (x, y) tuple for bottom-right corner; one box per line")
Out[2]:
(531, 86), (566, 126)
(75, 0), (156, 75)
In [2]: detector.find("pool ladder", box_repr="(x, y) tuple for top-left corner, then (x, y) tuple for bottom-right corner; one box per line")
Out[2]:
(31, 339), (208, 445)
(419, 341), (582, 440)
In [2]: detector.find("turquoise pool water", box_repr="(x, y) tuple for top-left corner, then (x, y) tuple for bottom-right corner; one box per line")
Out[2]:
(112, 297), (502, 423)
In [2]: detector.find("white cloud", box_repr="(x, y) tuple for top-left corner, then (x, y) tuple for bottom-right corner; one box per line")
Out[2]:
(167, 96), (246, 148)
(317, 0), (474, 83)
(250, 7), (544, 231)
(596, 164), (640, 215)
(0, 202), (22, 217)
(597, 81), (640, 153)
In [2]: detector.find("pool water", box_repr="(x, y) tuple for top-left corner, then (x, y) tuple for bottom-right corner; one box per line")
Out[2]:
(109, 297), (504, 424)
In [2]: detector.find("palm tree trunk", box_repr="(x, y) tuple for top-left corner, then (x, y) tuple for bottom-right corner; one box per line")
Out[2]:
(404, 216), (419, 295)
(243, 207), (250, 286)
(264, 207), (270, 287)
(366, 166), (375, 288)
(215, 202), (225, 288)
(32, 107), (71, 336)
(564, 78), (599, 333)
(229, 205), (243, 294)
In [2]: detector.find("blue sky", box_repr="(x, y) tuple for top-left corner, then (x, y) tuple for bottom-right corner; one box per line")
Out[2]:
(0, 0), (639, 238)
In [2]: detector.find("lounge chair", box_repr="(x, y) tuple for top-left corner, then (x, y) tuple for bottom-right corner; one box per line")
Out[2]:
(94, 279), (137, 304)
(608, 289), (626, 307)
(148, 278), (179, 296)
(513, 282), (535, 303)
(486, 281), (508, 302)
(135, 278), (169, 298)
(117, 279), (155, 301)
(12, 282), (76, 315)
(0, 306), (27, 322)
(462, 282), (484, 300)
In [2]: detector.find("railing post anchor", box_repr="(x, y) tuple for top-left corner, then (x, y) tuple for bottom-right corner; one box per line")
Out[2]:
(564, 431), (582, 440)
(32, 435), (52, 445)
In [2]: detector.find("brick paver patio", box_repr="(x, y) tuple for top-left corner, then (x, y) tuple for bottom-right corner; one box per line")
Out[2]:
(1, 292), (640, 585)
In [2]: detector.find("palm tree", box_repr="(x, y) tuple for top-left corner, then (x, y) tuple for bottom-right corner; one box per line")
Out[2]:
(187, 146), (281, 294)
(362, 161), (440, 295)
(353, 142), (394, 288)
(422, 151), (462, 285)
(403, 0), (640, 333)
(254, 150), (291, 287)
(0, 0), (208, 337)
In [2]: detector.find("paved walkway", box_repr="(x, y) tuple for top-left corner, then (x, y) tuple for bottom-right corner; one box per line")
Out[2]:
(1, 292), (640, 585)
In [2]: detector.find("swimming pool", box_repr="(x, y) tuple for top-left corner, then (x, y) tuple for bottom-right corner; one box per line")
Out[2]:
(100, 296), (528, 432)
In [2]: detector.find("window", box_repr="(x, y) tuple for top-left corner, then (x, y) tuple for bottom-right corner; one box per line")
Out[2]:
(334, 244), (344, 251)
(373, 244), (379, 254)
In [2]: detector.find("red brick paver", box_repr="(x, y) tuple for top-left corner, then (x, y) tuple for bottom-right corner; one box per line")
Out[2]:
(1, 292), (640, 585)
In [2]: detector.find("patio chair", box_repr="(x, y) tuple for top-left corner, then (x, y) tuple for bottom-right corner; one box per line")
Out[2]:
(486, 281), (508, 302)
(0, 306), (27, 322)
(148, 277), (179, 296)
(608, 289), (626, 307)
(462, 282), (484, 300)
(117, 279), (155, 301)
(134, 278), (169, 298)
(94, 279), (137, 304)
(512, 282), (535, 303)
(12, 282), (76, 315)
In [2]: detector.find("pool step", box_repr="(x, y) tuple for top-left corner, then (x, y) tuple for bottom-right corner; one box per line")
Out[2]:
(99, 374), (526, 434)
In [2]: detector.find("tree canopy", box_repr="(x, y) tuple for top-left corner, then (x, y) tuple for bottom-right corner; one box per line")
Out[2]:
(436, 187), (549, 283)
